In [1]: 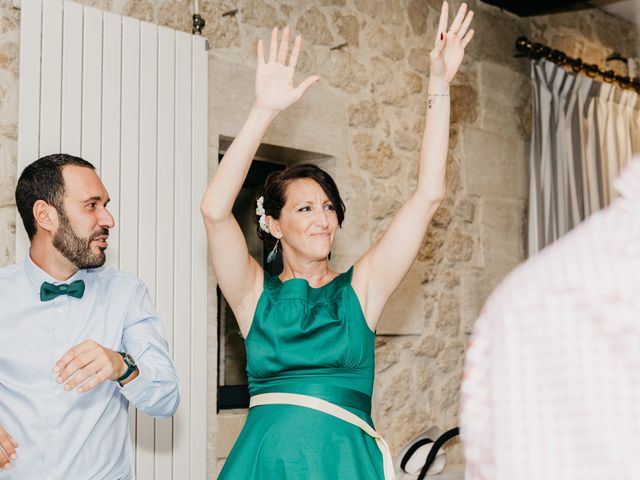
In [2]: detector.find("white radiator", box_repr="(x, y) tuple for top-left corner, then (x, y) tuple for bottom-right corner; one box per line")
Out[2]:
(16, 0), (208, 478)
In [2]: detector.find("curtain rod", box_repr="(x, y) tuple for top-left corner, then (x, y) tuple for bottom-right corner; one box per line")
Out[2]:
(515, 36), (640, 94)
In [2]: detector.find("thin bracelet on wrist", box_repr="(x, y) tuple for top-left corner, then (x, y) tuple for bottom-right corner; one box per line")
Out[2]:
(427, 92), (450, 109)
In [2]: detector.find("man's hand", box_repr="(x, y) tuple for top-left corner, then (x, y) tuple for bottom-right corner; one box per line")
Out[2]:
(0, 425), (18, 470)
(54, 340), (127, 393)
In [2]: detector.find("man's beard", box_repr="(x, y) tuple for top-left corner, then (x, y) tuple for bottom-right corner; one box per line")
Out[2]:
(52, 212), (108, 269)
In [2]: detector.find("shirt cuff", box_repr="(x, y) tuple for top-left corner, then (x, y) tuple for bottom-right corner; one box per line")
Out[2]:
(118, 364), (150, 398)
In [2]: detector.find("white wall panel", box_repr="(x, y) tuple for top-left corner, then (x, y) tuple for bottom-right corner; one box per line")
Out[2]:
(101, 11), (122, 271)
(39, 0), (62, 155)
(190, 35), (208, 480)
(137, 20), (160, 480)
(60, 1), (83, 156)
(16, 1), (209, 477)
(172, 30), (193, 479)
(155, 26), (177, 480)
(80, 5), (102, 171)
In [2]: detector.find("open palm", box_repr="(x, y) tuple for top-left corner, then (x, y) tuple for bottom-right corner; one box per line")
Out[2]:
(255, 27), (320, 112)
(429, 2), (475, 84)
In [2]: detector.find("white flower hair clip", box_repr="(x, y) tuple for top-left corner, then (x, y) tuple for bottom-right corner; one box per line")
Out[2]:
(256, 196), (269, 233)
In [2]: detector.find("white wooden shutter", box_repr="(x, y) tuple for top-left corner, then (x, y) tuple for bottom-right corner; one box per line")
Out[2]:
(16, 1), (208, 478)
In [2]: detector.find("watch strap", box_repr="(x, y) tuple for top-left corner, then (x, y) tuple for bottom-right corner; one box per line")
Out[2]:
(116, 351), (137, 383)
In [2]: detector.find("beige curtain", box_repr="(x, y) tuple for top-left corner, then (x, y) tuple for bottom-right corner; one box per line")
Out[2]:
(528, 59), (640, 256)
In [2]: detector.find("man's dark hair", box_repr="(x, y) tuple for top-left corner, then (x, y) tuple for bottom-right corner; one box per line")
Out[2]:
(15, 153), (95, 240)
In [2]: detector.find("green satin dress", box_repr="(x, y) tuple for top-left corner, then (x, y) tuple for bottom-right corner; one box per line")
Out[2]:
(218, 267), (384, 479)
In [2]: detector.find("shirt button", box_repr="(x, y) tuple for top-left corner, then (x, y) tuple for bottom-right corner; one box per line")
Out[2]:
(55, 389), (61, 395)
(46, 475), (53, 480)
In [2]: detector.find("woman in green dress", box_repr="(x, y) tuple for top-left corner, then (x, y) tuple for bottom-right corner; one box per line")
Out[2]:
(201, 2), (474, 478)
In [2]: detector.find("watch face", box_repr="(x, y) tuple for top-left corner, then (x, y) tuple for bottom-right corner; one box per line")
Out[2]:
(124, 353), (137, 369)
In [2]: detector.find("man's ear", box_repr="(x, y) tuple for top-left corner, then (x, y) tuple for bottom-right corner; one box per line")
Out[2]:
(33, 200), (59, 235)
(266, 216), (282, 239)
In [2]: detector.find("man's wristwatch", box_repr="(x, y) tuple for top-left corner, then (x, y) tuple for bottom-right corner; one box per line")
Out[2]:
(116, 352), (138, 384)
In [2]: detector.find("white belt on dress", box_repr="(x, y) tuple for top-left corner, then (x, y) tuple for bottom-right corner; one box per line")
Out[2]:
(250, 392), (396, 480)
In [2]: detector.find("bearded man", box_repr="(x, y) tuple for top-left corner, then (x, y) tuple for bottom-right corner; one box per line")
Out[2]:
(0, 154), (180, 479)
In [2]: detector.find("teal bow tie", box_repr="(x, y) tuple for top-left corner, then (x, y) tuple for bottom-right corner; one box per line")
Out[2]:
(40, 280), (85, 301)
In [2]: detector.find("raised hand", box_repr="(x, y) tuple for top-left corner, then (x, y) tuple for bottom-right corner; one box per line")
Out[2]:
(429, 1), (475, 84)
(254, 26), (320, 113)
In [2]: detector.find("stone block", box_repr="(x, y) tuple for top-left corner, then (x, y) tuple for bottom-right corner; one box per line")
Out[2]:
(431, 205), (452, 228)
(407, 0), (429, 36)
(375, 340), (401, 372)
(393, 128), (419, 152)
(0, 134), (17, 179)
(354, 0), (403, 24)
(445, 227), (474, 263)
(436, 341), (465, 373)
(415, 335), (444, 357)
(459, 268), (497, 336)
(318, 48), (367, 94)
(377, 265), (426, 335)
(450, 84), (478, 126)
(295, 7), (333, 46)
(347, 100), (379, 128)
(461, 127), (528, 199)
(122, 0), (154, 23)
(367, 26), (404, 61)
(215, 411), (247, 460)
(467, 2), (530, 75)
(477, 61), (529, 136)
(332, 173), (369, 256)
(435, 292), (460, 337)
(0, 205), (15, 267)
(332, 12), (359, 47)
(404, 71), (423, 95)
(240, 0), (279, 30)
(0, 176), (14, 207)
(408, 47), (429, 76)
(478, 196), (526, 279)
(356, 139), (401, 179)
(455, 198), (475, 223)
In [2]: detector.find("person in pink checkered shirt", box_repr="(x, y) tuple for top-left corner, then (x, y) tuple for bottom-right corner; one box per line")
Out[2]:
(461, 157), (640, 480)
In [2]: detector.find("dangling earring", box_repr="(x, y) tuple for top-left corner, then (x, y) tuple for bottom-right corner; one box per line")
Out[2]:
(267, 238), (280, 263)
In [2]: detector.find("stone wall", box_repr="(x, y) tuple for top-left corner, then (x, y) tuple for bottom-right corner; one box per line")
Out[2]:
(0, 0), (638, 475)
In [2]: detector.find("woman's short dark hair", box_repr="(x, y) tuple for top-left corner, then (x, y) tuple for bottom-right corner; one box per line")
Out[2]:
(255, 163), (346, 254)
(15, 153), (95, 240)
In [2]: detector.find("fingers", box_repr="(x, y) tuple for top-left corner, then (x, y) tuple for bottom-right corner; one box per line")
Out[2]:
(277, 26), (290, 64)
(268, 27), (278, 63)
(257, 38), (265, 64)
(457, 9), (474, 39)
(436, 0), (449, 44)
(0, 427), (18, 469)
(461, 28), (475, 48)
(57, 350), (95, 389)
(449, 2), (468, 35)
(77, 372), (108, 393)
(288, 34), (302, 69)
(54, 340), (94, 374)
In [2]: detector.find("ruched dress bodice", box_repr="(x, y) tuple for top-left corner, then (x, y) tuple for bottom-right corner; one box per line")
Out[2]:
(218, 267), (383, 479)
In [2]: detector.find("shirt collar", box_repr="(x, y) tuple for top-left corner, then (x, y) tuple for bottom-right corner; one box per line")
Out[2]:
(24, 252), (88, 295)
(614, 156), (640, 200)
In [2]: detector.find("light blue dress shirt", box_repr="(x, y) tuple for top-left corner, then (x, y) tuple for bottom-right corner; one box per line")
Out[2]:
(0, 255), (180, 480)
